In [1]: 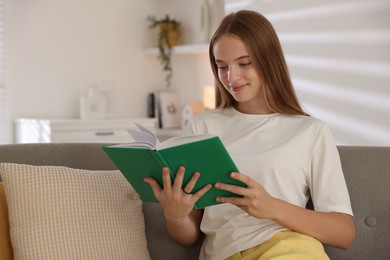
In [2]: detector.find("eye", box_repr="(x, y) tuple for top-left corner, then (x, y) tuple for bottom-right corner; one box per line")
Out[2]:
(239, 62), (251, 67)
(217, 65), (228, 72)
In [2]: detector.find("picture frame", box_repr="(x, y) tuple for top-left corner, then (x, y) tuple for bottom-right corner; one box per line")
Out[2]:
(154, 91), (181, 129)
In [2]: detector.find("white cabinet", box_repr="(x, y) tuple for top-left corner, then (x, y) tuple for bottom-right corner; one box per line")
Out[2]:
(14, 118), (158, 144)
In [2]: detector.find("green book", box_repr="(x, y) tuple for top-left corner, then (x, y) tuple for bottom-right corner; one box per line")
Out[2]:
(103, 123), (244, 209)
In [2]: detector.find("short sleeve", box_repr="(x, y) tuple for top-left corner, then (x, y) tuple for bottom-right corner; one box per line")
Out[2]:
(309, 125), (353, 216)
(183, 113), (209, 136)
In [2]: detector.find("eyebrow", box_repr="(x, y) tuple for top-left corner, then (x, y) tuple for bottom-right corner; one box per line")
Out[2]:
(215, 55), (250, 63)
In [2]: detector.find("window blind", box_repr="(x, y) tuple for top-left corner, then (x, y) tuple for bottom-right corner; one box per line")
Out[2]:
(225, 0), (390, 146)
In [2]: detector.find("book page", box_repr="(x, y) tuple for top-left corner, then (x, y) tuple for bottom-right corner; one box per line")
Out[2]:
(110, 142), (155, 149)
(127, 123), (159, 148)
(120, 123), (215, 151)
(157, 134), (215, 150)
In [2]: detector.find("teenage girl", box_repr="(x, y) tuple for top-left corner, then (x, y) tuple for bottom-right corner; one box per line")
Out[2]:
(145, 10), (355, 260)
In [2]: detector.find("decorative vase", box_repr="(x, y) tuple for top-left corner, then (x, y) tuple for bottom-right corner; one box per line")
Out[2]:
(158, 23), (179, 48)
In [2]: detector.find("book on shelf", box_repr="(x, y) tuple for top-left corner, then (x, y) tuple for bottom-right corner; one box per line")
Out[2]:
(103, 123), (244, 209)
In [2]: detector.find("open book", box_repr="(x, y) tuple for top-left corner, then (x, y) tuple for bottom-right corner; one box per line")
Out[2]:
(103, 123), (244, 209)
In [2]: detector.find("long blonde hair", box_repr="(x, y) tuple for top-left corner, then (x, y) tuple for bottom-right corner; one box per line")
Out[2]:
(209, 10), (308, 116)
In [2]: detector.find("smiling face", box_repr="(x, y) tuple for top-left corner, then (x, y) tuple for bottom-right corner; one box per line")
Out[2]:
(213, 34), (271, 114)
(209, 11), (307, 116)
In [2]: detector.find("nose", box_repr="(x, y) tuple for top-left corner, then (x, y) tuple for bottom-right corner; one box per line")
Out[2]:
(227, 66), (240, 82)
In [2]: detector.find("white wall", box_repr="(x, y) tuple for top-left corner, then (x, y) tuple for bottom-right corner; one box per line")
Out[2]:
(3, 0), (211, 143)
(3, 0), (390, 146)
(3, 0), (163, 143)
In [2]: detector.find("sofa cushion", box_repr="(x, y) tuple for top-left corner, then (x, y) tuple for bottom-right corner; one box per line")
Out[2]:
(0, 163), (150, 260)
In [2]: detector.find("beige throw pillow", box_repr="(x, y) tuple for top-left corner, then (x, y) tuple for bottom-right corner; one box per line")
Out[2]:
(0, 163), (150, 260)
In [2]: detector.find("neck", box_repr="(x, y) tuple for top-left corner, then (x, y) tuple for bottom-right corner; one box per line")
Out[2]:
(235, 102), (273, 115)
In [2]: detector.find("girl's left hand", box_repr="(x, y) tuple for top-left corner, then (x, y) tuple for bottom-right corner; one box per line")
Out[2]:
(215, 172), (277, 220)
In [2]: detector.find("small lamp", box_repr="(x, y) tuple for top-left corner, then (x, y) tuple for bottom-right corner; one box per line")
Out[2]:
(203, 85), (216, 109)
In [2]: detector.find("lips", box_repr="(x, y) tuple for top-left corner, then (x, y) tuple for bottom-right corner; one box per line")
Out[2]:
(231, 85), (246, 93)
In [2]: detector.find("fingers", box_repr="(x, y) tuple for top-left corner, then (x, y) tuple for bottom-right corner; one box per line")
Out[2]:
(214, 172), (254, 202)
(173, 166), (186, 191)
(215, 172), (270, 210)
(192, 183), (212, 201)
(183, 171), (200, 194)
(144, 177), (162, 197)
(216, 172), (251, 193)
(216, 195), (245, 205)
(147, 166), (211, 201)
(215, 182), (247, 197)
(214, 180), (249, 206)
(230, 172), (251, 186)
(183, 171), (212, 201)
(162, 167), (172, 192)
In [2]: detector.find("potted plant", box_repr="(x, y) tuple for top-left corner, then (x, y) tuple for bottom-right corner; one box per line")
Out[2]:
(148, 14), (180, 88)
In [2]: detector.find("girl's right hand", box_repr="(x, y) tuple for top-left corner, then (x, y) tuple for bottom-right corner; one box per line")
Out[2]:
(144, 166), (212, 223)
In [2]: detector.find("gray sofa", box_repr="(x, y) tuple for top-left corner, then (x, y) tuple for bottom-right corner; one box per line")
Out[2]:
(0, 143), (389, 259)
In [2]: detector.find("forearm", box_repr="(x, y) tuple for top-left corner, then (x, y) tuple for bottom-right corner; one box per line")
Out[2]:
(271, 198), (355, 249)
(166, 210), (203, 246)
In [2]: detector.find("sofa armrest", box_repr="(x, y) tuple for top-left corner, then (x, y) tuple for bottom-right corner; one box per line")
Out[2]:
(0, 182), (13, 259)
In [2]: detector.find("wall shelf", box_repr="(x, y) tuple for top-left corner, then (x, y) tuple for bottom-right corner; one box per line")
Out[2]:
(145, 43), (208, 56)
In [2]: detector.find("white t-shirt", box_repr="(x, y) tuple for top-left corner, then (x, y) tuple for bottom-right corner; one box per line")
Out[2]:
(184, 108), (353, 260)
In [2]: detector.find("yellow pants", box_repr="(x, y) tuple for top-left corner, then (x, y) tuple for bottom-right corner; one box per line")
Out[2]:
(226, 231), (330, 260)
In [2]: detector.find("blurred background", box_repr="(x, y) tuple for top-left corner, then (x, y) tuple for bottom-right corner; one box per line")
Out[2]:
(0, 0), (389, 145)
